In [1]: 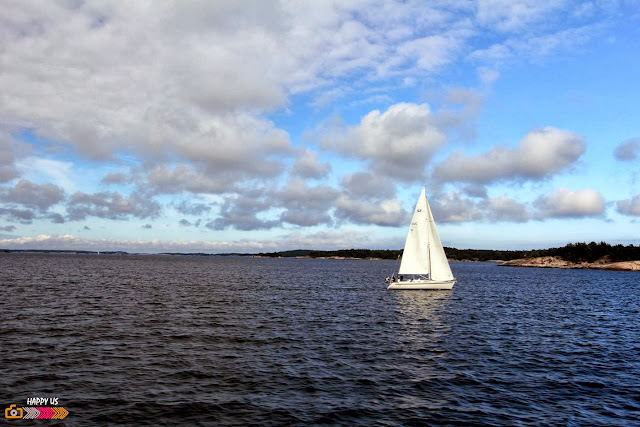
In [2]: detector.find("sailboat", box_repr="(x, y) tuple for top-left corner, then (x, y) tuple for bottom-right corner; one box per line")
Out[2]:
(387, 187), (456, 290)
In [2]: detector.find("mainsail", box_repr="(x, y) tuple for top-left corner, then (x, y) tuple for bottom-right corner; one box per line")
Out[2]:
(398, 187), (454, 281)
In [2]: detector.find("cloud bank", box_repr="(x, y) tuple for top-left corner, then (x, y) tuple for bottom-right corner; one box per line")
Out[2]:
(0, 1), (633, 250)
(433, 127), (585, 184)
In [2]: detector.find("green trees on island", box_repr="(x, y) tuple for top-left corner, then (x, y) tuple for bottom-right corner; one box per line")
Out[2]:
(256, 242), (640, 262)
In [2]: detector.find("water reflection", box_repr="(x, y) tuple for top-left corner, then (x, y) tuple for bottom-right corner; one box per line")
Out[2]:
(386, 291), (456, 410)
(393, 290), (452, 324)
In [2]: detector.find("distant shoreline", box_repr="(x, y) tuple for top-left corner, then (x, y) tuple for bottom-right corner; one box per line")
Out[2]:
(3, 242), (640, 272)
(500, 256), (640, 272)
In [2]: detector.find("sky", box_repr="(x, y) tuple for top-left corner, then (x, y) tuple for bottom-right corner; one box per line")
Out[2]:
(1, 0), (640, 253)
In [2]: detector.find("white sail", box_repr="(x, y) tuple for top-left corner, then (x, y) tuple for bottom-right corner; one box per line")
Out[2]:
(397, 187), (454, 280)
(398, 187), (430, 275)
(425, 196), (454, 281)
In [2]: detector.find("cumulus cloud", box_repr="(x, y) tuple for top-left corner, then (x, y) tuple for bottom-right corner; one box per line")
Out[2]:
(178, 218), (201, 228)
(274, 178), (339, 227)
(47, 213), (65, 224)
(290, 149), (331, 179)
(341, 171), (396, 199)
(0, 207), (35, 224)
(616, 195), (640, 216)
(146, 164), (230, 195)
(430, 191), (485, 223)
(175, 200), (212, 216)
(0, 1), (479, 173)
(1, 179), (65, 211)
(320, 103), (446, 181)
(1, 225), (17, 232)
(332, 171), (406, 226)
(0, 1), (623, 250)
(334, 196), (407, 227)
(172, 113), (294, 175)
(430, 191), (532, 223)
(434, 127), (585, 184)
(0, 132), (18, 183)
(207, 190), (280, 231)
(0, 179), (65, 224)
(534, 188), (605, 218)
(481, 195), (531, 222)
(67, 191), (161, 221)
(101, 172), (128, 185)
(462, 184), (488, 198)
(613, 138), (640, 161)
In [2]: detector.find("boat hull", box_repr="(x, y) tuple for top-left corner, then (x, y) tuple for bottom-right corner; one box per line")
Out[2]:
(387, 279), (455, 290)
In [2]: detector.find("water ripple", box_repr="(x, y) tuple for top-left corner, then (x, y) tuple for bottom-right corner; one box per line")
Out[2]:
(1, 254), (638, 425)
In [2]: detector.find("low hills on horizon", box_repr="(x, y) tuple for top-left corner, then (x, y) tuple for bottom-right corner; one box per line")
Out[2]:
(2, 241), (640, 263)
(255, 241), (640, 263)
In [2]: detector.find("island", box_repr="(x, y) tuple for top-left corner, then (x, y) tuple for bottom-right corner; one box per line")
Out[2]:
(255, 242), (640, 271)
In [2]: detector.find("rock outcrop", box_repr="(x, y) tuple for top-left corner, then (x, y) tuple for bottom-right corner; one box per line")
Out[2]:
(499, 256), (640, 271)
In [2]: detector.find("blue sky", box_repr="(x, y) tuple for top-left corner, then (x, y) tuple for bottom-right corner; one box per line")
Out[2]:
(1, 0), (639, 253)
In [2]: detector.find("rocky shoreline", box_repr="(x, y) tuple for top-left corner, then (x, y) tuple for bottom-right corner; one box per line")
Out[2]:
(499, 256), (640, 271)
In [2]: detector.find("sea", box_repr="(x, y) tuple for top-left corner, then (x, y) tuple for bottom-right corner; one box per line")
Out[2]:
(1, 253), (638, 426)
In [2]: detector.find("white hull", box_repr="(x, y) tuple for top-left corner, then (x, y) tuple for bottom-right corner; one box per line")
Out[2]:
(387, 279), (455, 290)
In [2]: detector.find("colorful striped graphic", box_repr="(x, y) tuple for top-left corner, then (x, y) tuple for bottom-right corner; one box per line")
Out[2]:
(52, 407), (69, 419)
(7, 406), (69, 420)
(22, 407), (39, 419)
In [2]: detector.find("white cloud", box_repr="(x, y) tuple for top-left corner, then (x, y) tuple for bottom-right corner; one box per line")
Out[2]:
(290, 149), (332, 179)
(430, 191), (485, 223)
(334, 196), (407, 227)
(534, 188), (605, 218)
(101, 172), (128, 185)
(434, 127), (585, 184)
(341, 171), (396, 199)
(481, 195), (531, 222)
(613, 137), (640, 161)
(616, 195), (640, 216)
(146, 164), (232, 195)
(0, 234), (275, 253)
(320, 103), (446, 181)
(206, 190), (280, 231)
(397, 34), (459, 72)
(0, 1), (629, 250)
(67, 191), (161, 221)
(1, 179), (65, 211)
(0, 229), (385, 253)
(476, 0), (566, 32)
(278, 229), (386, 251)
(0, 132), (18, 183)
(274, 178), (339, 227)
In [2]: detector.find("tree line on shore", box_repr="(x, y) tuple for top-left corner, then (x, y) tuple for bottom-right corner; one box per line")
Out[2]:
(256, 242), (640, 262)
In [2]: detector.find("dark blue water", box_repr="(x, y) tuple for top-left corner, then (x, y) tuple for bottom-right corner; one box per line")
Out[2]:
(1, 254), (638, 425)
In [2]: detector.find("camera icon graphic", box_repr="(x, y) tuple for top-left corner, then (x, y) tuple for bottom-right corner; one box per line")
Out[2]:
(5, 404), (23, 419)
